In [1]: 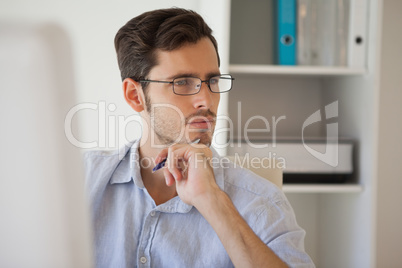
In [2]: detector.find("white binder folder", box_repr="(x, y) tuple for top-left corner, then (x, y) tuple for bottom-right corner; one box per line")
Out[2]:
(348, 0), (368, 68)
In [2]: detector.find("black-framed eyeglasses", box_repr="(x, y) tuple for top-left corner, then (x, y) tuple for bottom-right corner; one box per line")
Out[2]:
(136, 74), (234, 96)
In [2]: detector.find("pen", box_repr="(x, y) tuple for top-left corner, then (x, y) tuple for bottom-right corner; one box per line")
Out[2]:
(152, 138), (201, 172)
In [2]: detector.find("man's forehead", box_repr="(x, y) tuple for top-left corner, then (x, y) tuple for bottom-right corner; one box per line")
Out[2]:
(149, 38), (219, 79)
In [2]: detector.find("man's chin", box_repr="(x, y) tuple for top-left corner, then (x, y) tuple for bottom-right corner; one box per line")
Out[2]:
(195, 129), (210, 133)
(151, 127), (214, 146)
(189, 132), (212, 147)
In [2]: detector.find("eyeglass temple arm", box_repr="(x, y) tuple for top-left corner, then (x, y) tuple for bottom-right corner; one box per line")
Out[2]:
(138, 79), (173, 84)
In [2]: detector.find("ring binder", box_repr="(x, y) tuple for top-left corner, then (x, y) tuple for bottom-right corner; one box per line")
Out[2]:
(276, 0), (297, 65)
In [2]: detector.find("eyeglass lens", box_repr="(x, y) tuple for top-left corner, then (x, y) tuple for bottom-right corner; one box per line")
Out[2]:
(173, 75), (232, 95)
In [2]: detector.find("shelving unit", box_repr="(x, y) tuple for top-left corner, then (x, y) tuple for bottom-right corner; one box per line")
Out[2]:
(229, 64), (367, 76)
(201, 0), (382, 267)
(282, 184), (363, 194)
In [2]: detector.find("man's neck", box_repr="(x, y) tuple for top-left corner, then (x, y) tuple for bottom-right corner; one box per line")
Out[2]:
(138, 138), (178, 206)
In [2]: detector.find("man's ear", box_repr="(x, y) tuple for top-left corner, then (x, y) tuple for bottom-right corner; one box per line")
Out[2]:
(122, 78), (146, 112)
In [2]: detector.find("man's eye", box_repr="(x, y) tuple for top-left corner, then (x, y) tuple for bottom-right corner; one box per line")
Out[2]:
(210, 78), (219, 85)
(174, 79), (188, 86)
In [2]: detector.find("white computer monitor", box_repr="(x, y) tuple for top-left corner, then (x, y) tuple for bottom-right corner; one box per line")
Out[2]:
(0, 22), (93, 267)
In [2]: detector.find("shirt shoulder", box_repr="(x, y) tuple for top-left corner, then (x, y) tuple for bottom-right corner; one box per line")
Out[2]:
(220, 159), (284, 203)
(217, 157), (293, 227)
(83, 142), (135, 198)
(217, 159), (315, 267)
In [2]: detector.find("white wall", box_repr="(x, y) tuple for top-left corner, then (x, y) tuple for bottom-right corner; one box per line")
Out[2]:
(376, 1), (402, 267)
(0, 0), (200, 150)
(4, 0), (402, 266)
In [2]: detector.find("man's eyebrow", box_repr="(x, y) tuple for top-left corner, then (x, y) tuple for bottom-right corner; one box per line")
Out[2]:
(166, 72), (221, 80)
(166, 73), (198, 80)
(206, 71), (222, 78)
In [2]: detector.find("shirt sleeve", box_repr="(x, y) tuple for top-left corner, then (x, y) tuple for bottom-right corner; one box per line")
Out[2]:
(254, 192), (315, 268)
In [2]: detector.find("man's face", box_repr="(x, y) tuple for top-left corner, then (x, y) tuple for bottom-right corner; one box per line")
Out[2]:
(143, 37), (220, 146)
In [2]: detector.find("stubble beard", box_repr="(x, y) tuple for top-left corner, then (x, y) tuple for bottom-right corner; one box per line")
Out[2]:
(146, 94), (216, 146)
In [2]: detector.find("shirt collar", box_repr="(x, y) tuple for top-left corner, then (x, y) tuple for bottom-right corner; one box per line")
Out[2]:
(109, 140), (138, 185)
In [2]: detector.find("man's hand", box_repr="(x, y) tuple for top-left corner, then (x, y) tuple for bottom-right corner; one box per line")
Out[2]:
(154, 143), (221, 206)
(155, 143), (288, 268)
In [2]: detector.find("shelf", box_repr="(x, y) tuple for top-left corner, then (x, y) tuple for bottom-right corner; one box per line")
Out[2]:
(229, 64), (367, 76)
(282, 184), (363, 193)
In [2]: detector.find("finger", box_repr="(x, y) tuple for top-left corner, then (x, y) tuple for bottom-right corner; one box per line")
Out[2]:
(154, 143), (188, 164)
(163, 167), (175, 186)
(166, 149), (183, 181)
(170, 144), (202, 163)
(177, 158), (187, 177)
(190, 143), (212, 158)
(168, 145), (210, 177)
(164, 144), (208, 180)
(154, 147), (169, 165)
(179, 159), (189, 178)
(155, 143), (205, 164)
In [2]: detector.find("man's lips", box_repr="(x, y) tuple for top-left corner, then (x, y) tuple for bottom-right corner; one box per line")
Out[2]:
(187, 118), (215, 129)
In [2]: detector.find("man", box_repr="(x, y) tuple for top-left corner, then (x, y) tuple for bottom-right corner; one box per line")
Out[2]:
(85, 8), (314, 268)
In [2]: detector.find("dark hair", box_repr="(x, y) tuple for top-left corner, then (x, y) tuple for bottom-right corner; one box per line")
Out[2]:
(114, 8), (220, 88)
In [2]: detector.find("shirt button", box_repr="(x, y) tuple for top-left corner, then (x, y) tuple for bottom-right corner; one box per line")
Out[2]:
(150, 211), (156, 217)
(140, 256), (147, 264)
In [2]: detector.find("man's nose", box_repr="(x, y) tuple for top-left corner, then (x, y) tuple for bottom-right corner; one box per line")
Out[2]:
(193, 82), (214, 109)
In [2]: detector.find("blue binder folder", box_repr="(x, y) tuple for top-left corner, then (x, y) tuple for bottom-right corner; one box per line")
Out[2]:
(276, 0), (297, 65)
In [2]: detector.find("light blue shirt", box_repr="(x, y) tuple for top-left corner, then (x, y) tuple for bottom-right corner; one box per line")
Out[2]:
(84, 139), (314, 267)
